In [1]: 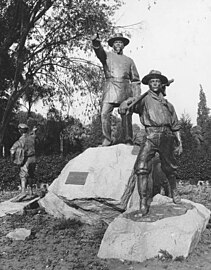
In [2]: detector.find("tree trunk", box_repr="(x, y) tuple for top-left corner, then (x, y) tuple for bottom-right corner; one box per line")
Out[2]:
(0, 84), (29, 147)
(60, 134), (64, 156)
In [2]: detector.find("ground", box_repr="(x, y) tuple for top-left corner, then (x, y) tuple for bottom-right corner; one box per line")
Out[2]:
(0, 185), (211, 270)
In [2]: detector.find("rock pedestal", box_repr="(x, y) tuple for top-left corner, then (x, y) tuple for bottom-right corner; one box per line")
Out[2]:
(39, 144), (166, 223)
(98, 194), (211, 262)
(39, 144), (138, 224)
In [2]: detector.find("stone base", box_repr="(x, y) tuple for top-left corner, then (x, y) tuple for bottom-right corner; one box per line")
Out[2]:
(98, 195), (210, 262)
(0, 197), (40, 217)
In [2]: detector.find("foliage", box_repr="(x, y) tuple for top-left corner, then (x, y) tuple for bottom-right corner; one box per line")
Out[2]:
(0, 0), (122, 147)
(84, 114), (104, 148)
(176, 113), (211, 183)
(202, 117), (211, 154)
(179, 113), (195, 152)
(197, 85), (210, 133)
(21, 83), (52, 117)
(60, 118), (88, 155)
(84, 112), (123, 148)
(0, 154), (76, 191)
(177, 152), (211, 184)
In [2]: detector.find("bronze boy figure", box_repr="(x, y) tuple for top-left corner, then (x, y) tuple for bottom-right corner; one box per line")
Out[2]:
(10, 123), (37, 202)
(92, 33), (141, 146)
(121, 70), (183, 215)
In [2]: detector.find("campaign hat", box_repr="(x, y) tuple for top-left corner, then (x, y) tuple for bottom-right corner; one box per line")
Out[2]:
(142, 70), (168, 85)
(108, 33), (130, 47)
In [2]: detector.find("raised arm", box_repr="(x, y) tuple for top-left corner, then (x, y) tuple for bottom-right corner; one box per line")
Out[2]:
(91, 33), (107, 64)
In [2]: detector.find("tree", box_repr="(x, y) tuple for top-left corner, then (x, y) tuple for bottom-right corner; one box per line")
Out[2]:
(179, 113), (195, 153)
(21, 83), (52, 118)
(191, 125), (203, 150)
(197, 84), (210, 134)
(203, 117), (211, 155)
(0, 0), (122, 148)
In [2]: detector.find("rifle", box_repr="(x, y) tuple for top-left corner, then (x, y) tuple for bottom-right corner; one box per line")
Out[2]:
(127, 79), (174, 110)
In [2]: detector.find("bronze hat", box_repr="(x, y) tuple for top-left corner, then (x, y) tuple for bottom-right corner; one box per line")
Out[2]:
(142, 70), (168, 85)
(108, 33), (130, 47)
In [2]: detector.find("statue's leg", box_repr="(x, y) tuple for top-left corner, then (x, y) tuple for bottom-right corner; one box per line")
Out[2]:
(11, 164), (28, 202)
(19, 163), (28, 194)
(135, 138), (155, 215)
(167, 174), (181, 203)
(121, 112), (133, 145)
(27, 159), (36, 195)
(101, 102), (114, 146)
(159, 132), (181, 203)
(137, 173), (149, 215)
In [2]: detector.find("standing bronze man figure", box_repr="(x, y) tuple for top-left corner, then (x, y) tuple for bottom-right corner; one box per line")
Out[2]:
(92, 33), (141, 146)
(120, 70), (183, 215)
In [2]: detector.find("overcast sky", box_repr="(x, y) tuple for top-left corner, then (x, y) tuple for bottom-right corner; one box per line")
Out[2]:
(112, 0), (211, 125)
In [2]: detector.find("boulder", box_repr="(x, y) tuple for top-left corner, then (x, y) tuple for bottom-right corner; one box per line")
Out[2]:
(39, 144), (139, 223)
(44, 144), (137, 201)
(98, 194), (211, 262)
(39, 144), (168, 224)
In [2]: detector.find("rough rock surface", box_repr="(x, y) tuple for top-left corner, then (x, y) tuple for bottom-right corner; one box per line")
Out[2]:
(39, 144), (138, 222)
(98, 194), (211, 262)
(46, 144), (137, 201)
(0, 197), (40, 217)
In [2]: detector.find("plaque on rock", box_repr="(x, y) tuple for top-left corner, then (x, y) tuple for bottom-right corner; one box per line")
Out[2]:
(65, 171), (89, 185)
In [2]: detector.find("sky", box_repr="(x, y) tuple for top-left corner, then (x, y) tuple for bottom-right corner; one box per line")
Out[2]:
(112, 0), (211, 125)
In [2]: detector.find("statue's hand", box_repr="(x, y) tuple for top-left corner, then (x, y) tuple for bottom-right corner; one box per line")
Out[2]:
(91, 33), (101, 47)
(118, 97), (136, 114)
(118, 101), (128, 115)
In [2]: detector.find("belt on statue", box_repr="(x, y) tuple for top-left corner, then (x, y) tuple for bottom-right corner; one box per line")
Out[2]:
(145, 126), (172, 132)
(106, 77), (130, 83)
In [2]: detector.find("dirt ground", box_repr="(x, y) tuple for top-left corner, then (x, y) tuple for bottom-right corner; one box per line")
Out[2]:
(0, 186), (211, 270)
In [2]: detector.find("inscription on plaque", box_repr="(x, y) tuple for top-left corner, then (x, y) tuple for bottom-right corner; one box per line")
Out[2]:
(65, 171), (89, 185)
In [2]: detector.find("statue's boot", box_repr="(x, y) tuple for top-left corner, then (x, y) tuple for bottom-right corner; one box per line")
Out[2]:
(101, 138), (112, 147)
(137, 174), (149, 216)
(168, 175), (181, 204)
(162, 179), (171, 197)
(140, 197), (149, 216)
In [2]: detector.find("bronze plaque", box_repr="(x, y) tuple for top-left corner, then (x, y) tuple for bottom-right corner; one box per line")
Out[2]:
(65, 171), (89, 185)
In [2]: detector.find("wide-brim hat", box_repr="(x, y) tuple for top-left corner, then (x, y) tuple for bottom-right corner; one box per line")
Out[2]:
(18, 123), (29, 129)
(108, 33), (130, 47)
(142, 70), (168, 85)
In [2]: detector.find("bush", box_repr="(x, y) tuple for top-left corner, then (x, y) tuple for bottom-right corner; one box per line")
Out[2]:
(0, 153), (77, 191)
(177, 152), (211, 184)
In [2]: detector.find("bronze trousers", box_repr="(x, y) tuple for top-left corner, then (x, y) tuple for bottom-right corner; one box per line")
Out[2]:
(101, 102), (133, 144)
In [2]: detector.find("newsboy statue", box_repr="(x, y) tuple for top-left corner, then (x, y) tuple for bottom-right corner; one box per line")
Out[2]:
(92, 33), (141, 146)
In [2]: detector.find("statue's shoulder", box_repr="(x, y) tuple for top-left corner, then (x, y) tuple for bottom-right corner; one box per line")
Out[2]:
(123, 54), (133, 62)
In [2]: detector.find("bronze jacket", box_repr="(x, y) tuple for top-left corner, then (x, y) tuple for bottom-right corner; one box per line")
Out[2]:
(134, 90), (180, 132)
(10, 133), (36, 157)
(93, 44), (140, 103)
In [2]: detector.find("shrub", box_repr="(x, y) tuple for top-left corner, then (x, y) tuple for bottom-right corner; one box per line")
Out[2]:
(0, 154), (77, 191)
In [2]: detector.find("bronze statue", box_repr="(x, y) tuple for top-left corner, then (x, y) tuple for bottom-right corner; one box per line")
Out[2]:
(92, 33), (141, 146)
(120, 70), (183, 216)
(10, 123), (37, 202)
